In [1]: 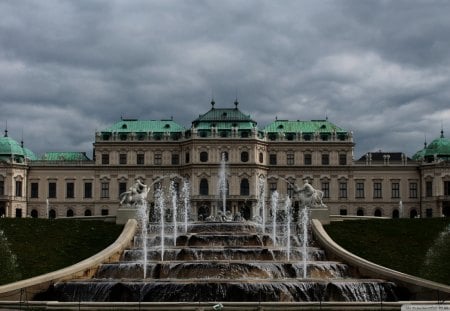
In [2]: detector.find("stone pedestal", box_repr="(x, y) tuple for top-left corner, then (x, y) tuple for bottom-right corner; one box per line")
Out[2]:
(116, 207), (139, 225)
(310, 208), (330, 225)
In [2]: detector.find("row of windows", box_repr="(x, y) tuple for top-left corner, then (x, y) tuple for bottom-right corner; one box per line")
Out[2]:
(338, 207), (427, 218)
(100, 151), (347, 166)
(29, 208), (109, 219)
(30, 182), (93, 199)
(320, 181), (417, 199)
(12, 179), (447, 200)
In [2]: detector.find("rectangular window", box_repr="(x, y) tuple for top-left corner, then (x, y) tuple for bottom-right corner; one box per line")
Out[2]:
(185, 152), (190, 164)
(0, 180), (3, 195)
(101, 153), (109, 165)
(444, 181), (450, 196)
(101, 182), (109, 198)
(339, 182), (347, 198)
(154, 153), (162, 165)
(101, 209), (109, 216)
(269, 182), (277, 193)
(269, 154), (277, 165)
(119, 182), (127, 197)
(321, 182), (330, 198)
(409, 182), (418, 198)
(426, 181), (433, 197)
(339, 154), (347, 165)
(15, 209), (22, 218)
(84, 182), (92, 198)
(391, 182), (400, 199)
(48, 182), (57, 198)
(171, 153), (179, 165)
(304, 154), (312, 165)
(322, 154), (329, 165)
(66, 182), (75, 198)
(137, 153), (145, 165)
(31, 182), (39, 198)
(426, 208), (433, 218)
(15, 181), (22, 197)
(286, 153), (294, 165)
(355, 182), (365, 198)
(374, 182), (382, 198)
(340, 209), (348, 216)
(119, 153), (127, 165)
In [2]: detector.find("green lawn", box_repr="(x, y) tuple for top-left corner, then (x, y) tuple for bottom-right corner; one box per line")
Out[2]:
(0, 218), (123, 285)
(324, 218), (450, 285)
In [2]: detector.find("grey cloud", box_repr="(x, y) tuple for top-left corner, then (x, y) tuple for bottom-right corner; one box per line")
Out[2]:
(0, 0), (449, 157)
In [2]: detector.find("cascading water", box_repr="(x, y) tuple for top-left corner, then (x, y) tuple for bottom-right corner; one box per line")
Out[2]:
(170, 180), (177, 246)
(137, 199), (149, 279)
(271, 191), (279, 246)
(155, 187), (165, 262)
(218, 152), (228, 214)
(300, 205), (310, 278)
(257, 176), (266, 233)
(181, 180), (190, 234)
(284, 196), (292, 261)
(40, 179), (402, 303)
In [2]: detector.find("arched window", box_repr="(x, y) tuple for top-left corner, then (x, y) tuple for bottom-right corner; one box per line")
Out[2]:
(200, 151), (208, 162)
(374, 209), (382, 217)
(84, 209), (92, 216)
(49, 209), (56, 219)
(240, 178), (250, 195)
(241, 151), (249, 163)
(392, 209), (399, 218)
(67, 209), (74, 217)
(356, 208), (364, 216)
(199, 179), (209, 195)
(410, 209), (418, 218)
(30, 209), (38, 218)
(259, 152), (264, 163)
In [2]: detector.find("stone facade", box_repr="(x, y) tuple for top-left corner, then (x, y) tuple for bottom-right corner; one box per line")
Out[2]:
(0, 103), (449, 219)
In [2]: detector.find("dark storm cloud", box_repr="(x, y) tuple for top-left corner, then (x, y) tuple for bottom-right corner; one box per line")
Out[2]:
(0, 0), (449, 157)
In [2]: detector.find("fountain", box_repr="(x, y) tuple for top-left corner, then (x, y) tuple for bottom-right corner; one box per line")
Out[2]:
(218, 152), (228, 214)
(35, 177), (401, 303)
(271, 191), (279, 246)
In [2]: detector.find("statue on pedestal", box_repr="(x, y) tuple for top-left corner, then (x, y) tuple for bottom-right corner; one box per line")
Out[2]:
(119, 179), (150, 208)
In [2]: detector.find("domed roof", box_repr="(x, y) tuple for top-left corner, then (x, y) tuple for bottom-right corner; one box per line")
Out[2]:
(23, 147), (37, 160)
(413, 130), (450, 161)
(0, 135), (24, 156)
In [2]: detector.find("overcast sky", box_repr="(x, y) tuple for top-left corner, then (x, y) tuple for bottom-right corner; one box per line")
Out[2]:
(1, 0), (450, 159)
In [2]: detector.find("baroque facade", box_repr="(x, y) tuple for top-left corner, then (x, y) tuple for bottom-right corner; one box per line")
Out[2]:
(1, 101), (449, 220)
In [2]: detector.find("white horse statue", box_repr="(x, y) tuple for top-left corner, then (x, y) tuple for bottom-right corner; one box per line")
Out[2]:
(294, 180), (326, 208)
(119, 179), (150, 207)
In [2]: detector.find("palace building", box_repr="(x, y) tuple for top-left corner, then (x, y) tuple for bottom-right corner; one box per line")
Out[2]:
(1, 101), (449, 220)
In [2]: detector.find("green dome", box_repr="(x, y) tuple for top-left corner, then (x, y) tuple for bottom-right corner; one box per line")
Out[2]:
(0, 136), (25, 156)
(414, 131), (450, 161)
(23, 147), (37, 160)
(424, 136), (450, 157)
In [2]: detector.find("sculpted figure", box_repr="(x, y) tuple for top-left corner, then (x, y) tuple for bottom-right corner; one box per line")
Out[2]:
(119, 179), (150, 207)
(295, 180), (326, 208)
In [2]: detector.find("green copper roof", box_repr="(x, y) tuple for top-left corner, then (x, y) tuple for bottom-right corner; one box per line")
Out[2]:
(193, 103), (256, 123)
(102, 120), (185, 133)
(264, 120), (347, 133)
(41, 152), (90, 161)
(0, 135), (25, 156)
(23, 147), (37, 160)
(195, 121), (256, 130)
(413, 131), (450, 161)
